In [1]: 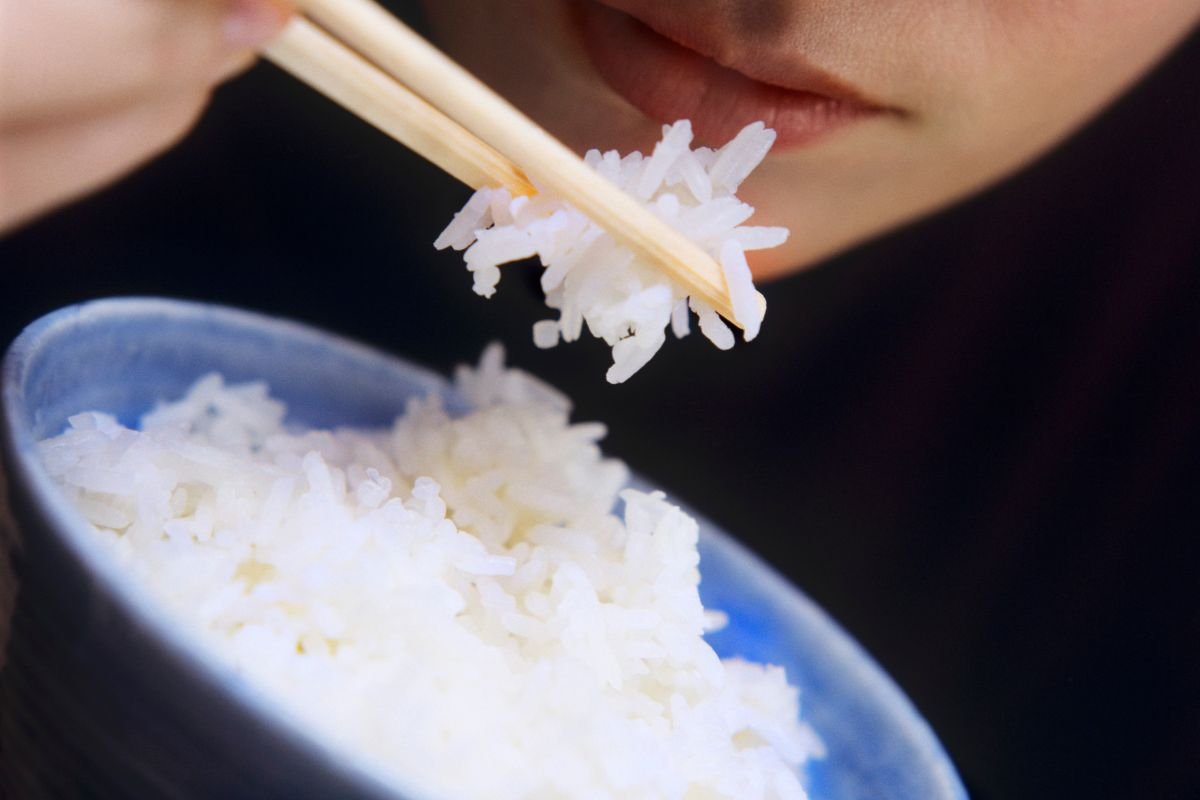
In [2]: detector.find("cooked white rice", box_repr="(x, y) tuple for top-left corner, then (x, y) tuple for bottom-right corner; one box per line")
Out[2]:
(435, 121), (788, 384)
(37, 346), (820, 799)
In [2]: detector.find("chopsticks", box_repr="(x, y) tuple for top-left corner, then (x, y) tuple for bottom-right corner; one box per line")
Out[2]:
(264, 17), (534, 198)
(263, 1), (751, 326)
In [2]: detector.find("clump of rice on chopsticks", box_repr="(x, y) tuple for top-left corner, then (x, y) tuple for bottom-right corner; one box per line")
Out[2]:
(435, 120), (787, 383)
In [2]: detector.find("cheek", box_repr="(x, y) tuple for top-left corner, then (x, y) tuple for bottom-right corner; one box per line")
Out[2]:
(954, 1), (1196, 144)
(873, 0), (1194, 163)
(973, 1), (1196, 95)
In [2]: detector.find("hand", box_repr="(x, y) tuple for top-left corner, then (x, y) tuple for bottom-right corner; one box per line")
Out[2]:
(0, 0), (293, 233)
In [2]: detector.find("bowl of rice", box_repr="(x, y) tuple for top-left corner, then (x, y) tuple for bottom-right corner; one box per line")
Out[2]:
(0, 297), (967, 800)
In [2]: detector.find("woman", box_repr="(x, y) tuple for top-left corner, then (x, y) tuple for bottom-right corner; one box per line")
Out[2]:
(4, 0), (1196, 271)
(2, 2), (1197, 797)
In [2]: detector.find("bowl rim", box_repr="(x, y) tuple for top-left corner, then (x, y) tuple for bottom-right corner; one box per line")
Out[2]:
(2, 296), (968, 800)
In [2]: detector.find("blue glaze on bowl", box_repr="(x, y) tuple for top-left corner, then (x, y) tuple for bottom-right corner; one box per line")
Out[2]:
(698, 529), (966, 800)
(1, 298), (967, 800)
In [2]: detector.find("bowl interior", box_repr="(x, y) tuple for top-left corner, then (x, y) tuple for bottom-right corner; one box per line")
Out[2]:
(3, 298), (966, 800)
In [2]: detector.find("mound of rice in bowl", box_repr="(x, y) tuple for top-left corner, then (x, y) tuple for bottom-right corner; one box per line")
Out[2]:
(436, 121), (788, 384)
(36, 346), (821, 799)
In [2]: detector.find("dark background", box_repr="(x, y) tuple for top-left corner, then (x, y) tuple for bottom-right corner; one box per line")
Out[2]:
(2, 9), (1197, 799)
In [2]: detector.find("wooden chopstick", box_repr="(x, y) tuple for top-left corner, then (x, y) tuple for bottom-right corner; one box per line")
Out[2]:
(269, 2), (748, 325)
(264, 18), (534, 197)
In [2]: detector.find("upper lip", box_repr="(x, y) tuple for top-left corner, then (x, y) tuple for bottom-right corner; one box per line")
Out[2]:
(589, 1), (888, 110)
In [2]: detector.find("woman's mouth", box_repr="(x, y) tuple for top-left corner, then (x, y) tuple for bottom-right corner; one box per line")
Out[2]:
(572, 1), (892, 149)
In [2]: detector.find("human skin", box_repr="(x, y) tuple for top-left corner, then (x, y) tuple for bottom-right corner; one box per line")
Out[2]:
(0, 0), (293, 233)
(421, 1), (1200, 279)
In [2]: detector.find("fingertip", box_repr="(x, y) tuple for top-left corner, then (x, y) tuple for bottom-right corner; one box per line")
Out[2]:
(223, 0), (296, 51)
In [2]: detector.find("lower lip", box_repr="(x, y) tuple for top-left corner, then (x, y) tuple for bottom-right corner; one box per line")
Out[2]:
(573, 2), (882, 150)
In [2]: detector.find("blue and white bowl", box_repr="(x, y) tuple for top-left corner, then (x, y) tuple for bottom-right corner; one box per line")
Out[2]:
(0, 298), (967, 800)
